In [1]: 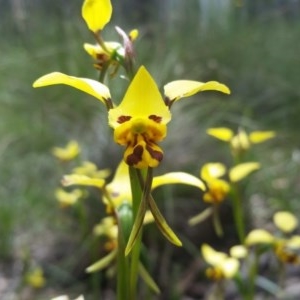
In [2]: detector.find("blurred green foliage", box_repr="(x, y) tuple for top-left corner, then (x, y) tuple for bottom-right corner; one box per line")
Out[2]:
(0, 0), (300, 298)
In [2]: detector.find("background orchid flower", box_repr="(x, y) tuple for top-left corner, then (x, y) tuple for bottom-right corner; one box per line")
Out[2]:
(245, 211), (300, 265)
(207, 127), (276, 155)
(201, 244), (240, 280)
(51, 140), (81, 162)
(34, 65), (230, 168)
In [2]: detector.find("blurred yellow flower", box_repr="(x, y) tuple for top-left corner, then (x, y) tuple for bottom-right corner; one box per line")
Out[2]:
(25, 266), (45, 289)
(72, 161), (111, 178)
(55, 188), (84, 207)
(34, 66), (229, 168)
(207, 127), (275, 154)
(273, 211), (298, 233)
(82, 0), (112, 33)
(201, 244), (240, 280)
(52, 140), (80, 161)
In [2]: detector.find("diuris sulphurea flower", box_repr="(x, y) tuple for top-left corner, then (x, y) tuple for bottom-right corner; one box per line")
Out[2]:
(33, 66), (229, 169)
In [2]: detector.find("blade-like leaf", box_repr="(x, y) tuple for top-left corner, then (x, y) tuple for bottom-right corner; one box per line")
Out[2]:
(148, 194), (182, 247)
(139, 262), (160, 294)
(85, 249), (117, 273)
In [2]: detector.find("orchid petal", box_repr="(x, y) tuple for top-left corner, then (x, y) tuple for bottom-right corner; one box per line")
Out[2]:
(33, 72), (111, 104)
(152, 172), (205, 191)
(164, 80), (230, 102)
(62, 174), (105, 189)
(201, 163), (227, 181)
(249, 131), (276, 144)
(229, 162), (260, 182)
(108, 66), (171, 128)
(82, 0), (112, 32)
(273, 211), (298, 233)
(245, 229), (275, 246)
(206, 127), (234, 142)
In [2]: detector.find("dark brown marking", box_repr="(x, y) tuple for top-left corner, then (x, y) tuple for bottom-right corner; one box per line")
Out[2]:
(126, 145), (144, 165)
(146, 145), (163, 162)
(149, 115), (162, 123)
(117, 115), (132, 124)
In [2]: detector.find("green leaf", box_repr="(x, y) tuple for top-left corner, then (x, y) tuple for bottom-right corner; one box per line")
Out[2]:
(125, 197), (147, 256)
(139, 262), (160, 294)
(85, 249), (117, 273)
(148, 194), (182, 247)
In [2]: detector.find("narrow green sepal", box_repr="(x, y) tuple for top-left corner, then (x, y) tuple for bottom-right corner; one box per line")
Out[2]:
(188, 207), (213, 226)
(125, 197), (147, 256)
(139, 262), (161, 294)
(148, 194), (182, 247)
(85, 248), (117, 273)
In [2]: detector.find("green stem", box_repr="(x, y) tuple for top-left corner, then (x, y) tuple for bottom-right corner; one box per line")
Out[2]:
(230, 185), (245, 243)
(128, 167), (148, 300)
(117, 217), (130, 300)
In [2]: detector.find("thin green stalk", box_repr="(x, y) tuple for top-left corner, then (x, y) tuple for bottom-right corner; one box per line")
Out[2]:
(117, 218), (130, 300)
(230, 185), (245, 243)
(128, 167), (149, 300)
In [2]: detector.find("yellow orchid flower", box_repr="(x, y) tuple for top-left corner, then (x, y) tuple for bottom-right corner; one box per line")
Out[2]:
(25, 266), (46, 289)
(52, 140), (80, 161)
(55, 188), (84, 207)
(72, 161), (111, 178)
(34, 66), (229, 168)
(207, 127), (275, 154)
(245, 212), (300, 265)
(201, 244), (240, 280)
(82, 0), (112, 33)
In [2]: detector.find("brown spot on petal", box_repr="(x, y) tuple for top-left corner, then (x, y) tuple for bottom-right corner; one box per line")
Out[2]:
(126, 145), (144, 166)
(146, 145), (163, 162)
(117, 115), (132, 124)
(149, 115), (162, 123)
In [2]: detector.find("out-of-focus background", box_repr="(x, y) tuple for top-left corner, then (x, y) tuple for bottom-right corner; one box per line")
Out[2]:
(1, 0), (300, 299)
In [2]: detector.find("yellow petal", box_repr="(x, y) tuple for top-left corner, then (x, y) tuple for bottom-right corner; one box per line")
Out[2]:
(229, 162), (260, 182)
(245, 229), (275, 246)
(221, 257), (239, 278)
(52, 140), (80, 161)
(201, 244), (227, 266)
(62, 174), (105, 189)
(129, 29), (139, 41)
(201, 163), (227, 181)
(105, 161), (132, 208)
(82, 0), (112, 32)
(152, 172), (206, 191)
(231, 128), (250, 151)
(273, 211), (298, 233)
(108, 66), (171, 128)
(206, 127), (234, 142)
(33, 72), (111, 104)
(249, 131), (276, 144)
(286, 235), (300, 249)
(230, 245), (248, 259)
(164, 80), (230, 102)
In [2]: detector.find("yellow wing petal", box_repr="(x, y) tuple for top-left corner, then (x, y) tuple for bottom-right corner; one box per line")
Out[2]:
(229, 162), (260, 182)
(164, 80), (230, 102)
(273, 211), (298, 233)
(200, 162), (227, 181)
(249, 131), (276, 144)
(206, 127), (234, 142)
(82, 0), (112, 32)
(62, 174), (105, 189)
(33, 72), (111, 104)
(245, 229), (275, 246)
(201, 244), (227, 266)
(152, 172), (206, 191)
